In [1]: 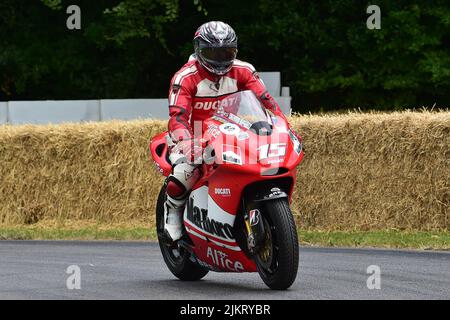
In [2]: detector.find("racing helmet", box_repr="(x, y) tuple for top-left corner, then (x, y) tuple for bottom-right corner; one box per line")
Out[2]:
(193, 21), (238, 76)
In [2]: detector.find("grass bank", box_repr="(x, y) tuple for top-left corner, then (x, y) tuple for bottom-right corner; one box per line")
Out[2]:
(1, 222), (448, 250)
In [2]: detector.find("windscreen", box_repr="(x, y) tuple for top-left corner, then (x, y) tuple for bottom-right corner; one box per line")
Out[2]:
(214, 90), (270, 127)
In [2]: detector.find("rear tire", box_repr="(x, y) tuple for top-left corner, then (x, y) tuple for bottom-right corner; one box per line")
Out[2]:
(156, 182), (209, 281)
(255, 198), (299, 290)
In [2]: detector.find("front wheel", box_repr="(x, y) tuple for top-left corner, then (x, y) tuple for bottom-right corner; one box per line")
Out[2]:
(156, 182), (209, 281)
(255, 198), (299, 290)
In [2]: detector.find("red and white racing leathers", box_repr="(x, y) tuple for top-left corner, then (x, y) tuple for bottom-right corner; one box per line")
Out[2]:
(168, 56), (286, 142)
(165, 56), (286, 204)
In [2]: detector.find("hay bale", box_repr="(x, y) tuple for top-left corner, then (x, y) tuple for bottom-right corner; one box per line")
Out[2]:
(290, 111), (449, 231)
(0, 112), (448, 231)
(0, 120), (166, 225)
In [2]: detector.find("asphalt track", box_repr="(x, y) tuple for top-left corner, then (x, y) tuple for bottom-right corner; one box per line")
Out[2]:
(0, 241), (449, 300)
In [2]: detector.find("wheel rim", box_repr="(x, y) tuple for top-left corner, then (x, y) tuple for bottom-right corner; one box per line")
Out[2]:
(255, 215), (279, 275)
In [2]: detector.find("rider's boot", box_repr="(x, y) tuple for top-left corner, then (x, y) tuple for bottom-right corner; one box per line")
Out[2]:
(164, 160), (200, 242)
(164, 196), (186, 241)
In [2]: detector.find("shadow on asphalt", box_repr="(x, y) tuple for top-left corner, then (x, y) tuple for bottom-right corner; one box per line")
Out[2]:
(132, 279), (277, 295)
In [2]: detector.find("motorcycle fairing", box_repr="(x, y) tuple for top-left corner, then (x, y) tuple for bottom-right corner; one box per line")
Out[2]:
(183, 184), (257, 272)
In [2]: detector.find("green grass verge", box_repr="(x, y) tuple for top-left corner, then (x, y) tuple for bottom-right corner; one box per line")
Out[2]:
(299, 230), (450, 250)
(0, 226), (157, 241)
(0, 226), (448, 250)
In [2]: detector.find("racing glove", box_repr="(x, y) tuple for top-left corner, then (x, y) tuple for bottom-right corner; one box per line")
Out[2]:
(170, 138), (203, 165)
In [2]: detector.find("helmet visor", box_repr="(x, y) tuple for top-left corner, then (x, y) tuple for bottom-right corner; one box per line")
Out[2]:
(200, 47), (237, 64)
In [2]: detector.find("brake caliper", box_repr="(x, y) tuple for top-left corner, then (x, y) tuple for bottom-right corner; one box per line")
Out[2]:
(244, 208), (265, 253)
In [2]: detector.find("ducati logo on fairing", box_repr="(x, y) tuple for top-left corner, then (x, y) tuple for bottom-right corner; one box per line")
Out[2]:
(215, 188), (231, 196)
(186, 198), (234, 240)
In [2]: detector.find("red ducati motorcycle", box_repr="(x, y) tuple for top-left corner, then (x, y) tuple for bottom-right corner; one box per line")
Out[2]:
(150, 90), (303, 290)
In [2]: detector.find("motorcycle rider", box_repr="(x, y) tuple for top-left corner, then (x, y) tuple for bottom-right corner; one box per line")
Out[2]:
(164, 21), (287, 241)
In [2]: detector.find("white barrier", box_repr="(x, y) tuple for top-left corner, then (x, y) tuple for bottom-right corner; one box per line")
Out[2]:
(8, 100), (100, 125)
(100, 99), (168, 121)
(261, 72), (281, 97)
(0, 72), (291, 124)
(276, 96), (292, 114)
(0, 102), (7, 124)
(1, 96), (290, 125)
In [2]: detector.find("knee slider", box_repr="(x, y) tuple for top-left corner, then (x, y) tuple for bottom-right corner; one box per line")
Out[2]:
(166, 176), (188, 200)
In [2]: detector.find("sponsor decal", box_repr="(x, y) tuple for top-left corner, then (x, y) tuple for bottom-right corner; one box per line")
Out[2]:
(237, 132), (249, 141)
(258, 143), (287, 160)
(184, 169), (193, 180)
(219, 123), (240, 135)
(267, 158), (284, 164)
(289, 130), (302, 154)
(239, 119), (252, 129)
(249, 209), (260, 227)
(193, 96), (239, 111)
(171, 84), (181, 95)
(207, 124), (220, 139)
(194, 101), (216, 111)
(227, 113), (252, 130)
(215, 188), (231, 196)
(267, 187), (284, 198)
(195, 258), (216, 270)
(206, 247), (244, 272)
(227, 113), (241, 123)
(153, 161), (163, 173)
(186, 197), (234, 240)
(211, 115), (228, 124)
(222, 144), (242, 165)
(271, 187), (281, 193)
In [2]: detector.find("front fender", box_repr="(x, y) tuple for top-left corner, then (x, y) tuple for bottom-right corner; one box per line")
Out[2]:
(253, 187), (288, 202)
(243, 178), (292, 204)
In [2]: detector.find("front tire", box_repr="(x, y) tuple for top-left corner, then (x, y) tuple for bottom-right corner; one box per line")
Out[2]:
(255, 198), (299, 290)
(156, 182), (209, 281)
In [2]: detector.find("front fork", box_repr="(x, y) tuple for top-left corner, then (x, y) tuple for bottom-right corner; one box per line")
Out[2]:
(243, 187), (288, 254)
(244, 208), (265, 254)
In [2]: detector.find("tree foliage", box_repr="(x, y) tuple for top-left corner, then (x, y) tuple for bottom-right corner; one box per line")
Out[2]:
(0, 0), (448, 111)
